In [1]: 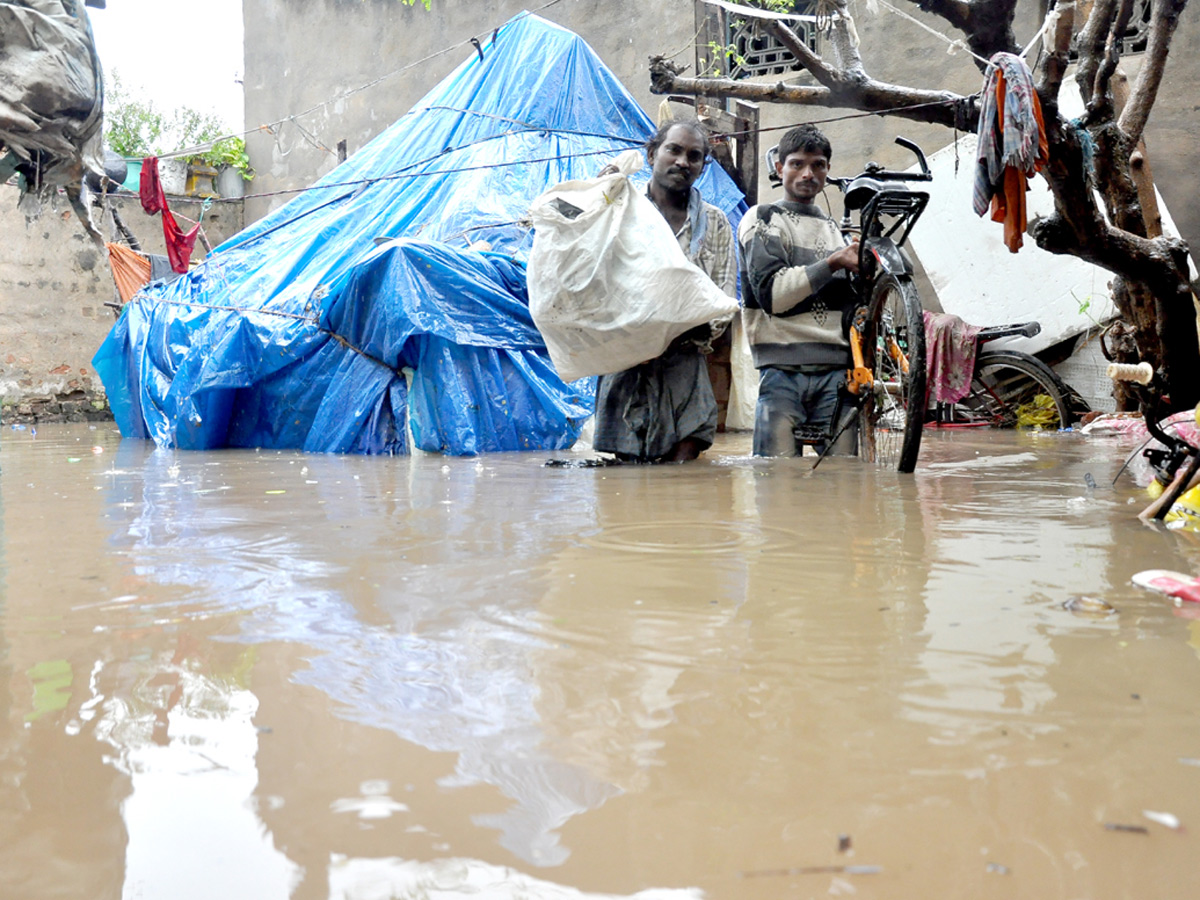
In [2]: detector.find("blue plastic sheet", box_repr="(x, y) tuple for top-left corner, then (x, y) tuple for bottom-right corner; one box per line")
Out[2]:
(93, 12), (745, 455)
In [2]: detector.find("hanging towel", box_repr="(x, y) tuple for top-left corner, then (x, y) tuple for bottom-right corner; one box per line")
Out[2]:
(924, 311), (982, 404)
(972, 53), (1049, 252)
(139, 155), (201, 273)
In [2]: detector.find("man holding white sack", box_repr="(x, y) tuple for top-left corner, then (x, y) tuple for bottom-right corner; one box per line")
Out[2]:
(592, 120), (737, 462)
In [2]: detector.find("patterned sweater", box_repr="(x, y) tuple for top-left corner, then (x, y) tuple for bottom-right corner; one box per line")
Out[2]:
(737, 200), (854, 369)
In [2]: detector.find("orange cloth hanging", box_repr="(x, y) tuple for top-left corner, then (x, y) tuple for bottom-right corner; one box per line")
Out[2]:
(106, 242), (152, 304)
(987, 69), (1050, 253)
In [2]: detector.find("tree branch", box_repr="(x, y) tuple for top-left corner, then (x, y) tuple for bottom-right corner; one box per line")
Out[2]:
(1089, 0), (1135, 118)
(1076, 0), (1118, 109)
(913, 0), (972, 32)
(1037, 0), (1076, 103)
(826, 0), (867, 77)
(914, 0), (1020, 62)
(762, 20), (843, 90)
(648, 58), (971, 129)
(1119, 0), (1189, 144)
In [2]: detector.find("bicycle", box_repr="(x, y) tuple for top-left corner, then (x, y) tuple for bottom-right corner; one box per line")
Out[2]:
(929, 320), (1085, 430)
(817, 137), (933, 473)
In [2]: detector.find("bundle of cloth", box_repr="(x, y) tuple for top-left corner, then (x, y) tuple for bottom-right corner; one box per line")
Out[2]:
(973, 52), (1049, 253)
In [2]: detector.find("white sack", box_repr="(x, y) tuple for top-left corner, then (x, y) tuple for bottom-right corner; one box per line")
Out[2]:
(527, 149), (738, 383)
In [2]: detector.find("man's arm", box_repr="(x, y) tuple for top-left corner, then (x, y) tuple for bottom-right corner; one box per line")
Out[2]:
(739, 210), (858, 315)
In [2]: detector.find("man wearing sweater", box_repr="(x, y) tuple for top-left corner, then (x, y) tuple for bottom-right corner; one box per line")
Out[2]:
(738, 124), (860, 457)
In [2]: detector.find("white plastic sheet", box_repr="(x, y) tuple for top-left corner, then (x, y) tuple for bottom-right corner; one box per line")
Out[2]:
(527, 149), (738, 383)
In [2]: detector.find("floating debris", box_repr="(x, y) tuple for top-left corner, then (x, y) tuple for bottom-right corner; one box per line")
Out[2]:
(837, 834), (852, 854)
(741, 864), (881, 878)
(545, 457), (629, 468)
(1143, 810), (1182, 830)
(1179, 758), (1200, 767)
(1062, 596), (1116, 616)
(985, 862), (1011, 874)
(1104, 823), (1149, 834)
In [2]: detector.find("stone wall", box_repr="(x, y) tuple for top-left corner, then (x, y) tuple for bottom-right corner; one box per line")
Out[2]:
(0, 190), (244, 423)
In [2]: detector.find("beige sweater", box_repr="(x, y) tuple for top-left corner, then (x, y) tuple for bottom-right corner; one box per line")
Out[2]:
(737, 200), (854, 369)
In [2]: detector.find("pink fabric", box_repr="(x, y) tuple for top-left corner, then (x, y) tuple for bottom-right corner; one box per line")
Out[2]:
(924, 311), (982, 404)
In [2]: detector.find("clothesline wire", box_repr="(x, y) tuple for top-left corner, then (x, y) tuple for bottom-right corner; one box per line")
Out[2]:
(231, 145), (629, 203)
(872, 0), (992, 67)
(173, 96), (965, 206)
(154, 0), (566, 161)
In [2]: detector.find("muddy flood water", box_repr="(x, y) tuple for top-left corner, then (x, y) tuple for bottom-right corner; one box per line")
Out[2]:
(2, 422), (1199, 899)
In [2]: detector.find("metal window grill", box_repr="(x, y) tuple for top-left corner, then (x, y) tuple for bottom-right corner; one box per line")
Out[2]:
(1115, 0), (1152, 54)
(1066, 0), (1150, 58)
(696, 1), (819, 80)
(728, 13), (816, 79)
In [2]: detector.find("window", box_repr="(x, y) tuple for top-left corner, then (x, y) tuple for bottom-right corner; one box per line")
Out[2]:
(697, 1), (820, 80)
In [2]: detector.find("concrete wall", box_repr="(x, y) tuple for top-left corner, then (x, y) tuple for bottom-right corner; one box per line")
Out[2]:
(242, 0), (698, 223)
(0, 190), (244, 422)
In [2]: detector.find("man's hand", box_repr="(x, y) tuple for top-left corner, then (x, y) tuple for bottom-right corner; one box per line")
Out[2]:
(828, 238), (860, 273)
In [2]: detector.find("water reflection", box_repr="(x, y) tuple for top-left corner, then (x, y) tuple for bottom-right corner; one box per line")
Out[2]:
(5, 425), (1200, 899)
(92, 643), (301, 899)
(102, 442), (637, 868)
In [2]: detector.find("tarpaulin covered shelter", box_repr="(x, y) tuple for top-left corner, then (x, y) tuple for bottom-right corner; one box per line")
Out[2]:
(93, 12), (746, 455)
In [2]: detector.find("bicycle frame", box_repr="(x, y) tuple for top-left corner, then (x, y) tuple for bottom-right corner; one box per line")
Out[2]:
(835, 139), (931, 399)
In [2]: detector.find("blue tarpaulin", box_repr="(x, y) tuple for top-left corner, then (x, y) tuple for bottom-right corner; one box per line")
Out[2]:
(93, 12), (746, 454)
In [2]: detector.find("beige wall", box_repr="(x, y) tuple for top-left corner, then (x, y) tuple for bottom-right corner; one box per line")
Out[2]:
(0, 191), (244, 421)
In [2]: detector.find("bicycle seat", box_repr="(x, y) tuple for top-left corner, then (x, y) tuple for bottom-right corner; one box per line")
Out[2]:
(977, 322), (1041, 343)
(843, 176), (886, 211)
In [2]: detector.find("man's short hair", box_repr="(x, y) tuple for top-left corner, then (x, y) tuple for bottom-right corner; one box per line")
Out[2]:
(646, 118), (711, 161)
(777, 124), (832, 164)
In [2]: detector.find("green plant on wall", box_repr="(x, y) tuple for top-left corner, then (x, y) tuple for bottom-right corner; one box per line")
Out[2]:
(202, 137), (255, 181)
(103, 70), (253, 181)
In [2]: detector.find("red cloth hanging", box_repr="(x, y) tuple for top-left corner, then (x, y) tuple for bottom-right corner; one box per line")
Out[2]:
(139, 156), (201, 273)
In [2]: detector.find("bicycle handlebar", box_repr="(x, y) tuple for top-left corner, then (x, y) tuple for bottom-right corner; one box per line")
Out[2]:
(827, 137), (933, 189)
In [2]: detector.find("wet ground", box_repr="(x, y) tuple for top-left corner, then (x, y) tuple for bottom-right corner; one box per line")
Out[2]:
(2, 422), (1198, 899)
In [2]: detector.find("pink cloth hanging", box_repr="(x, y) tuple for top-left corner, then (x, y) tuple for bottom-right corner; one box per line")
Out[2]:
(924, 311), (982, 404)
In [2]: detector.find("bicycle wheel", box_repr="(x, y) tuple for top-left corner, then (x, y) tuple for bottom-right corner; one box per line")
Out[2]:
(858, 274), (926, 473)
(960, 349), (1074, 429)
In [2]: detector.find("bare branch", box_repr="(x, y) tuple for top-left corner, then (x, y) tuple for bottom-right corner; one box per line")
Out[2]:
(912, 0), (1020, 61)
(1090, 0), (1135, 117)
(826, 0), (867, 76)
(913, 0), (973, 32)
(1076, 0), (1118, 108)
(1036, 0), (1076, 103)
(648, 58), (970, 129)
(1119, 0), (1189, 143)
